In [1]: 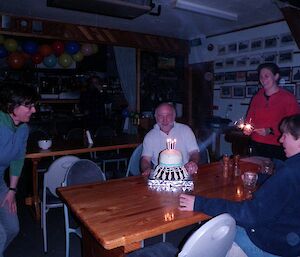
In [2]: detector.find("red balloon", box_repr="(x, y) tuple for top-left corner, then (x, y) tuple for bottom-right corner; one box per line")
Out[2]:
(31, 53), (43, 64)
(22, 52), (31, 60)
(39, 44), (53, 57)
(52, 41), (64, 56)
(7, 52), (25, 69)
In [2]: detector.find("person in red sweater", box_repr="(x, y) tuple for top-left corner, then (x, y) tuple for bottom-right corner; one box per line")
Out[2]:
(244, 63), (299, 160)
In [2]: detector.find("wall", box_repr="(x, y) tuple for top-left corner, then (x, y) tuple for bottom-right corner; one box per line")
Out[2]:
(189, 21), (300, 155)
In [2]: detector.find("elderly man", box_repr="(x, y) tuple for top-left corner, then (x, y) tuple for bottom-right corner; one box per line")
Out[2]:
(141, 103), (199, 176)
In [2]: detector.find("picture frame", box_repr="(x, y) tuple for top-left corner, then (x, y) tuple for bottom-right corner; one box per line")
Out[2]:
(263, 52), (277, 63)
(296, 83), (300, 100)
(217, 45), (227, 55)
(280, 33), (294, 46)
(225, 58), (235, 68)
(236, 71), (247, 82)
(32, 20), (43, 33)
(251, 38), (263, 51)
(280, 67), (291, 82)
(278, 51), (293, 63)
(232, 85), (245, 99)
(227, 43), (237, 53)
(264, 36), (277, 48)
(282, 84), (296, 95)
(246, 85), (258, 98)
(292, 66), (300, 82)
(236, 56), (248, 67)
(214, 59), (224, 70)
(220, 85), (232, 98)
(214, 72), (225, 83)
(246, 70), (259, 82)
(249, 55), (262, 66)
(224, 72), (236, 82)
(238, 40), (250, 52)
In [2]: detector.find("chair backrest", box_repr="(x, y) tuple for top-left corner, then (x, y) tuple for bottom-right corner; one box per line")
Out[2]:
(65, 128), (84, 141)
(126, 144), (143, 176)
(178, 213), (236, 257)
(63, 159), (106, 186)
(198, 141), (211, 164)
(44, 156), (80, 197)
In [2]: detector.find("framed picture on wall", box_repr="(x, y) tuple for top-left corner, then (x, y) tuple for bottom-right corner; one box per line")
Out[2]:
(214, 72), (225, 83)
(282, 84), (296, 95)
(246, 85), (258, 98)
(227, 43), (237, 53)
(251, 38), (263, 51)
(225, 58), (235, 67)
(217, 45), (227, 55)
(246, 70), (258, 82)
(263, 52), (277, 63)
(280, 33), (294, 46)
(296, 83), (300, 100)
(236, 71), (247, 82)
(220, 85), (232, 98)
(232, 85), (245, 98)
(214, 59), (224, 69)
(292, 66), (300, 82)
(238, 40), (250, 52)
(280, 67), (291, 82)
(278, 51), (293, 64)
(249, 55), (262, 66)
(236, 56), (248, 67)
(224, 72), (236, 82)
(264, 36), (277, 48)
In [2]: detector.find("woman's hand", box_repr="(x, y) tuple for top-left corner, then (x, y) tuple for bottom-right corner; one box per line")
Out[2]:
(179, 193), (195, 211)
(1, 190), (17, 213)
(254, 128), (268, 136)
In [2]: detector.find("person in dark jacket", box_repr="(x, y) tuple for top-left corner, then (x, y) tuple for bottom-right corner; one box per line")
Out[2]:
(179, 114), (300, 257)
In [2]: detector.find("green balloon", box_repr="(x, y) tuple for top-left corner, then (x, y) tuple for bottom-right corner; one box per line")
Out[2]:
(0, 35), (5, 44)
(58, 53), (73, 68)
(72, 51), (84, 62)
(4, 38), (18, 52)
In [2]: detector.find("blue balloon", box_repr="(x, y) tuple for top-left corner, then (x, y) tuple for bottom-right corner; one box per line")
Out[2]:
(0, 45), (8, 58)
(65, 41), (80, 55)
(43, 54), (57, 68)
(22, 41), (38, 55)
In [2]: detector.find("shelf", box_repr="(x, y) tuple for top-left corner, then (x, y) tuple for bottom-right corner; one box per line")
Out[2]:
(40, 99), (80, 104)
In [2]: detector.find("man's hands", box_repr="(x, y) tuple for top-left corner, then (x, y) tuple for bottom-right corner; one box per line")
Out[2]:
(179, 194), (195, 211)
(184, 161), (198, 175)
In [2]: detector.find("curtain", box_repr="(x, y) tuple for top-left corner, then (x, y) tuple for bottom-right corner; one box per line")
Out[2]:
(113, 46), (136, 111)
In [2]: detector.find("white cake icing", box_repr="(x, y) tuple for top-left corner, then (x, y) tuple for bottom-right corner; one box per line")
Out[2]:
(152, 149), (189, 181)
(159, 149), (182, 167)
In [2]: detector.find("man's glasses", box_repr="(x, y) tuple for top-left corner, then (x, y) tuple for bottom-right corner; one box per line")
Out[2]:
(21, 103), (37, 109)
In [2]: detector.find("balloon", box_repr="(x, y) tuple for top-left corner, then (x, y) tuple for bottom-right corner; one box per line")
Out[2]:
(81, 44), (93, 56)
(43, 54), (57, 68)
(0, 35), (5, 44)
(4, 38), (18, 52)
(58, 53), (73, 68)
(91, 44), (98, 54)
(72, 51), (84, 62)
(39, 44), (53, 57)
(0, 46), (8, 58)
(52, 41), (64, 56)
(31, 53), (43, 64)
(22, 52), (31, 60)
(7, 52), (25, 69)
(22, 41), (38, 54)
(65, 41), (80, 55)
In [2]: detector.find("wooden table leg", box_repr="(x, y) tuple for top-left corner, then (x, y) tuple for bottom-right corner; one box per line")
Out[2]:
(25, 158), (41, 220)
(81, 226), (125, 257)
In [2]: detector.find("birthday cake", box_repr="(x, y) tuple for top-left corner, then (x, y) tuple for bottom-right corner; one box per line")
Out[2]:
(148, 144), (193, 191)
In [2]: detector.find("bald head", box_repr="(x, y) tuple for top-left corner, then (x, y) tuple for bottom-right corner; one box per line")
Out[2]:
(155, 103), (176, 134)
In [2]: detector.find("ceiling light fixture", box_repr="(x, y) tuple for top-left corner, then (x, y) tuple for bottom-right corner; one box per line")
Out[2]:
(175, 0), (238, 21)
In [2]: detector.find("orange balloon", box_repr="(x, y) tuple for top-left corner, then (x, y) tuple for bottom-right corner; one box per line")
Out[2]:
(7, 52), (25, 69)
(39, 44), (53, 57)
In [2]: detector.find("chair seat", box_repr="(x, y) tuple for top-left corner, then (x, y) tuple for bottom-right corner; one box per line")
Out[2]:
(126, 242), (178, 257)
(45, 188), (62, 205)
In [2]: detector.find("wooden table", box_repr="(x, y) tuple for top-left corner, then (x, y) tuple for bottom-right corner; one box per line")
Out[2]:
(25, 135), (141, 220)
(57, 161), (260, 257)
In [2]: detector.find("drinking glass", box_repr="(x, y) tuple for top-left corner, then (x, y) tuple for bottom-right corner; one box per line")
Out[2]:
(261, 160), (274, 175)
(242, 171), (258, 194)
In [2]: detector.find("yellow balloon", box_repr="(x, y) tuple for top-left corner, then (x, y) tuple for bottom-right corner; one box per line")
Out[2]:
(0, 35), (5, 44)
(58, 53), (73, 68)
(91, 44), (98, 54)
(4, 38), (18, 52)
(72, 51), (84, 62)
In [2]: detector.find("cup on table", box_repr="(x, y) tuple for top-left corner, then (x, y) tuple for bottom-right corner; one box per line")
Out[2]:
(38, 139), (52, 150)
(242, 171), (258, 193)
(261, 160), (274, 175)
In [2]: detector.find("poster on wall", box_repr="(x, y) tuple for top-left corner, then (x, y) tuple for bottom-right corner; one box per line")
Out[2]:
(220, 85), (232, 98)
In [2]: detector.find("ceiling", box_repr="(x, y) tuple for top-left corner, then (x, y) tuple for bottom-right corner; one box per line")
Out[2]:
(0, 0), (285, 40)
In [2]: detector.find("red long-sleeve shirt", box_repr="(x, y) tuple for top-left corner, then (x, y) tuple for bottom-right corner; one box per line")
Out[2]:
(246, 87), (300, 146)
